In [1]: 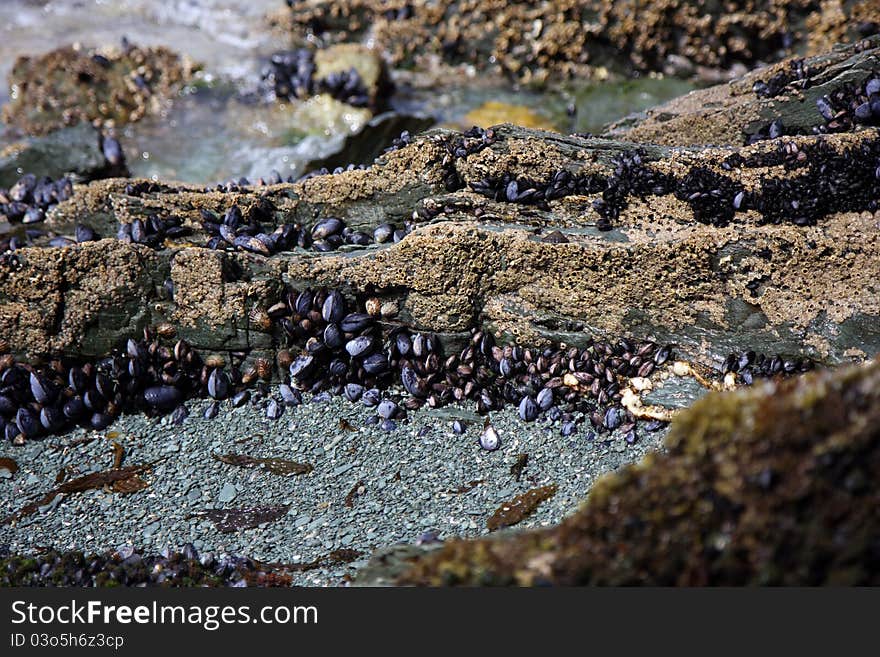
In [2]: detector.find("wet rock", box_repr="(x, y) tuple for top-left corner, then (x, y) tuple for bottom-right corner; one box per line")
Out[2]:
(606, 36), (880, 146)
(270, 0), (869, 83)
(0, 123), (127, 188)
(2, 42), (198, 135)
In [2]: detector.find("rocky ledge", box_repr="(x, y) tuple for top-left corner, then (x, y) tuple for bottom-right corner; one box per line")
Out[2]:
(3, 118), (879, 367)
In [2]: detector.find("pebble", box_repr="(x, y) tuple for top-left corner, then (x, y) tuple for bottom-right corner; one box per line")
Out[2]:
(217, 483), (237, 503)
(0, 390), (666, 586)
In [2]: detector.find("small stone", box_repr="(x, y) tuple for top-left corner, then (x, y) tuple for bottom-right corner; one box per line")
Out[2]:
(217, 483), (237, 503)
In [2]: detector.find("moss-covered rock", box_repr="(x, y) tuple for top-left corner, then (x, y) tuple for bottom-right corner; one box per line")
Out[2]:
(394, 356), (880, 585)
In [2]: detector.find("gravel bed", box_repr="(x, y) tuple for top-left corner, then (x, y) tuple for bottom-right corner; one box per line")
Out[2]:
(0, 387), (666, 586)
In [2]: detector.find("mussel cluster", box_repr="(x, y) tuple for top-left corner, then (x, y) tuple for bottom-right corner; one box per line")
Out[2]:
(721, 350), (813, 383)
(0, 544), (278, 587)
(201, 204), (409, 255)
(750, 73), (880, 143)
(440, 126), (499, 192)
(0, 330), (264, 444)
(117, 213), (190, 246)
(469, 133), (880, 228)
(260, 49), (371, 107)
(813, 73), (880, 132)
(0, 173), (73, 226)
(269, 285), (677, 437)
(752, 58), (811, 99)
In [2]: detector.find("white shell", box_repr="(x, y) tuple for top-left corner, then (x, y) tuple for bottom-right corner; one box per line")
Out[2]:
(479, 424), (501, 451)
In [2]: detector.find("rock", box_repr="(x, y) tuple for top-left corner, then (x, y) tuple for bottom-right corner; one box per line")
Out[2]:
(2, 42), (198, 135)
(0, 123), (127, 188)
(605, 35), (880, 146)
(269, 0), (875, 83)
(217, 483), (237, 504)
(393, 356), (880, 585)
(463, 102), (559, 132)
(306, 111), (434, 173)
(3, 118), (879, 364)
(313, 43), (390, 109)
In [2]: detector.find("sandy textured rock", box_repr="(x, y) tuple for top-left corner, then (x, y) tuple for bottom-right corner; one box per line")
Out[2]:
(606, 35), (880, 146)
(268, 0), (879, 83)
(392, 356), (880, 585)
(2, 42), (197, 136)
(3, 120), (879, 364)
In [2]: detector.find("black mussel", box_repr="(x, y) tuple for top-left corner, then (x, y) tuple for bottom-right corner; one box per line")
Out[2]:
(536, 387), (553, 411)
(340, 313), (372, 333)
(63, 397), (86, 420)
(294, 289), (313, 315)
(207, 369), (230, 400)
(266, 399), (283, 420)
(373, 223), (394, 243)
(346, 336), (373, 358)
(90, 412), (114, 430)
(479, 422), (500, 451)
(171, 404), (189, 425)
(29, 372), (54, 404)
(395, 333), (412, 356)
(232, 390), (250, 407)
(279, 384), (302, 406)
(377, 399), (399, 419)
(361, 388), (381, 407)
(653, 345), (672, 365)
(311, 217), (343, 240)
(143, 385), (183, 410)
(518, 396), (538, 422)
(16, 407), (41, 437)
(204, 401), (220, 420)
(323, 323), (344, 349)
(603, 407), (622, 431)
(401, 366), (426, 398)
(361, 353), (389, 374)
(322, 290), (346, 323)
(39, 406), (64, 431)
(344, 383), (364, 402)
(328, 359), (348, 376)
(289, 355), (315, 379)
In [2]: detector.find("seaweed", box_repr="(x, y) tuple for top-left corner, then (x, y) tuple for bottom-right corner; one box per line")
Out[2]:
(510, 454), (528, 481)
(212, 453), (313, 476)
(445, 480), (484, 494)
(345, 480), (365, 508)
(192, 505), (291, 533)
(0, 458), (18, 476)
(2, 462), (155, 525)
(486, 485), (558, 531)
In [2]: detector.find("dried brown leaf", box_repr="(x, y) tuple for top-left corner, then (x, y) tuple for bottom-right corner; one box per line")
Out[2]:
(213, 453), (313, 476)
(0, 457), (18, 476)
(486, 484), (558, 531)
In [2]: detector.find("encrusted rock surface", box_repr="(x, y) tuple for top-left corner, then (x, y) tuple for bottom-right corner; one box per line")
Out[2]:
(2, 122), (879, 365)
(269, 0), (880, 83)
(391, 356), (880, 585)
(2, 42), (197, 136)
(607, 35), (880, 146)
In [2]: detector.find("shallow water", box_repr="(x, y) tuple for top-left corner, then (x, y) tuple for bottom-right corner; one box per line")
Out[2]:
(0, 0), (698, 184)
